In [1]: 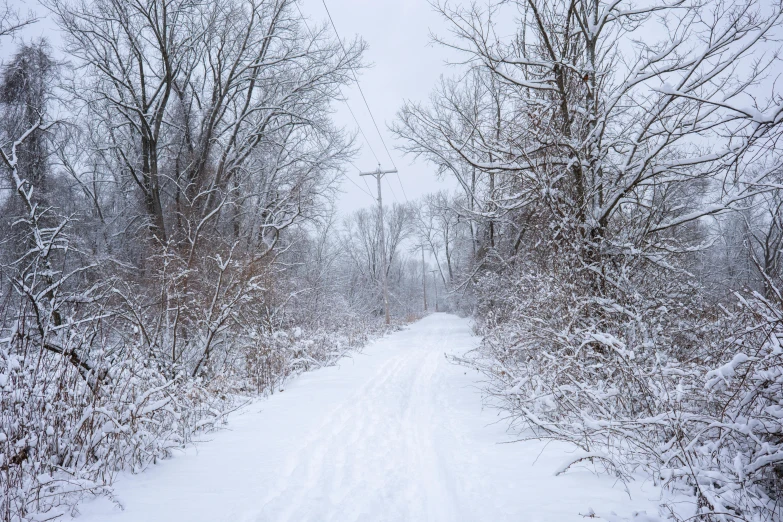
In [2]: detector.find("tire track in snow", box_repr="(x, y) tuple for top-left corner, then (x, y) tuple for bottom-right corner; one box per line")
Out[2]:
(252, 347), (414, 521)
(254, 319), (461, 522)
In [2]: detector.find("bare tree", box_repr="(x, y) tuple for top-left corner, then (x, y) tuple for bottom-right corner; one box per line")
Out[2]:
(341, 203), (415, 318)
(399, 0), (783, 271)
(49, 0), (361, 249)
(0, 1), (37, 40)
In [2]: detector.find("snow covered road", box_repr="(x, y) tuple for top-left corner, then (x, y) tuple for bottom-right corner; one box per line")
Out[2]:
(73, 314), (660, 522)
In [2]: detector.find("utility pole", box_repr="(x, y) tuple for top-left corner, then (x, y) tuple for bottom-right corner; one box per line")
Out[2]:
(360, 165), (398, 325)
(422, 245), (427, 312)
(430, 269), (439, 313)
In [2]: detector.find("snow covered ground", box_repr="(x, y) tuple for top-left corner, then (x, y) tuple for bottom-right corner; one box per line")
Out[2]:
(72, 314), (662, 522)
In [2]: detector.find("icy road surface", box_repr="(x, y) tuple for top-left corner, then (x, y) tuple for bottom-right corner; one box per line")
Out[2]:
(73, 314), (660, 522)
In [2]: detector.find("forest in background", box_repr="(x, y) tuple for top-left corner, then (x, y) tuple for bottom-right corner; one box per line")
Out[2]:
(1, 0), (783, 520)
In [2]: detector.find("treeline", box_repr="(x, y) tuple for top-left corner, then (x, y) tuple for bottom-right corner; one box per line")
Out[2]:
(393, 0), (783, 520)
(0, 1), (438, 520)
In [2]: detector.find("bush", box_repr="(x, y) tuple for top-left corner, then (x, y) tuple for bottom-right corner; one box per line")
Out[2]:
(470, 256), (782, 521)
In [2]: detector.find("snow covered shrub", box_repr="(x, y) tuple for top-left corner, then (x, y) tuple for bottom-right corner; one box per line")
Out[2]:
(0, 213), (233, 521)
(0, 123), (235, 522)
(0, 329), (233, 521)
(673, 292), (783, 520)
(470, 250), (783, 521)
(474, 255), (695, 450)
(238, 310), (395, 396)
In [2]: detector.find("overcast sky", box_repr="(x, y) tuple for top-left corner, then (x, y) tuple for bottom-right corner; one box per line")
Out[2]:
(299, 0), (459, 214)
(5, 0), (459, 215)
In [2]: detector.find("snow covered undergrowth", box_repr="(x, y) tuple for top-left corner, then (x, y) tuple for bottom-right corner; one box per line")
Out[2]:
(70, 314), (661, 522)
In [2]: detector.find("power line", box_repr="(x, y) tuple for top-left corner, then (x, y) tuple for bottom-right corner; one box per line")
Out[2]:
(344, 100), (381, 166)
(320, 0), (412, 204)
(345, 162), (377, 198)
(384, 175), (399, 203)
(321, 0), (394, 166)
(361, 175), (373, 196)
(293, 2), (379, 201)
(394, 170), (409, 202)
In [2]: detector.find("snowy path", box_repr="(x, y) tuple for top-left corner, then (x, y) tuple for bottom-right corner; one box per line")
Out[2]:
(73, 314), (660, 522)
